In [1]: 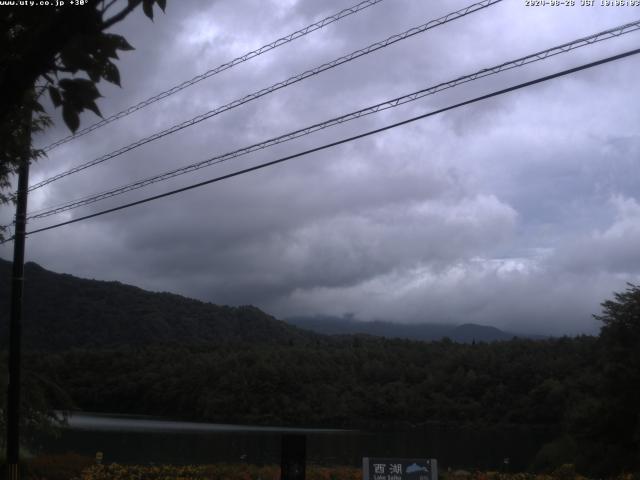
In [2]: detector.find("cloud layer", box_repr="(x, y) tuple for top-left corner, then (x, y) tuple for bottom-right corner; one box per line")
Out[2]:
(2, 0), (640, 335)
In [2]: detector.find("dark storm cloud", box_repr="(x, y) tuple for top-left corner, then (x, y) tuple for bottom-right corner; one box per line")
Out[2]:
(2, 0), (640, 335)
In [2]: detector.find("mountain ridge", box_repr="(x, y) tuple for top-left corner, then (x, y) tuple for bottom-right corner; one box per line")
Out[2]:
(284, 315), (542, 343)
(1, 259), (541, 350)
(0, 258), (315, 351)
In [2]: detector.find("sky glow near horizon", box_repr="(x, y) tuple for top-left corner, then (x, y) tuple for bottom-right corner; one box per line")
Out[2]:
(2, 0), (640, 335)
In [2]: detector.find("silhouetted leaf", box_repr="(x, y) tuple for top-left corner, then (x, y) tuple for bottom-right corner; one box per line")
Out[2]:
(62, 105), (79, 132)
(97, 37), (119, 60)
(32, 100), (46, 114)
(86, 64), (102, 83)
(85, 100), (101, 117)
(142, 0), (154, 20)
(156, 0), (166, 11)
(59, 38), (89, 73)
(102, 61), (121, 86)
(59, 78), (102, 118)
(103, 33), (134, 53)
(48, 86), (62, 107)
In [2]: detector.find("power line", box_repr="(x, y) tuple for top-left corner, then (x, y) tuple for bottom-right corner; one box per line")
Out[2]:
(9, 47), (638, 243)
(28, 0), (502, 192)
(25, 19), (640, 221)
(40, 0), (387, 153)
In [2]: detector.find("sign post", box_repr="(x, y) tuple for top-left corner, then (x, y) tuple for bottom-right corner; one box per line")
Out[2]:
(363, 458), (437, 480)
(281, 434), (306, 480)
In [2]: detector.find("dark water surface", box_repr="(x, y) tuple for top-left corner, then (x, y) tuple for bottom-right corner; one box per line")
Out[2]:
(38, 413), (554, 470)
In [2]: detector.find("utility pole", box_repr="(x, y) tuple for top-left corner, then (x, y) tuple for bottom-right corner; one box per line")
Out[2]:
(6, 106), (31, 480)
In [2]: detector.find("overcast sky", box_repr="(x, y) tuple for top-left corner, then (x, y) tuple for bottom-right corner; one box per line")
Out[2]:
(2, 0), (640, 335)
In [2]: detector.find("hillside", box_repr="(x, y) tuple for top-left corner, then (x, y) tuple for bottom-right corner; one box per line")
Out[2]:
(0, 259), (314, 350)
(285, 316), (521, 343)
(0, 260), (630, 475)
(30, 337), (595, 429)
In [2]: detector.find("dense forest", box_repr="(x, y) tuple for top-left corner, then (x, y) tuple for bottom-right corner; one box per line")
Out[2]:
(0, 260), (316, 350)
(26, 337), (593, 429)
(1, 260), (639, 475)
(285, 316), (528, 342)
(15, 334), (635, 475)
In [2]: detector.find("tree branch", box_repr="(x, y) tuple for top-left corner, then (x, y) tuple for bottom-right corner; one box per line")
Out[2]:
(102, 0), (142, 29)
(101, 0), (120, 15)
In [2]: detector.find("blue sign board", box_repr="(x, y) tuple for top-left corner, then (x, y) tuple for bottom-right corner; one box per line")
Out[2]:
(363, 458), (437, 480)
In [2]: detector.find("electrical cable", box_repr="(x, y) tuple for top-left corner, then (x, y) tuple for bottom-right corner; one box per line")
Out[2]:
(28, 0), (502, 192)
(4, 46), (636, 243)
(24, 19), (640, 220)
(41, 0), (387, 152)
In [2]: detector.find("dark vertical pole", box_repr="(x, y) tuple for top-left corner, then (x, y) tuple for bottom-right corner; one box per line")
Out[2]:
(281, 434), (306, 480)
(6, 109), (31, 480)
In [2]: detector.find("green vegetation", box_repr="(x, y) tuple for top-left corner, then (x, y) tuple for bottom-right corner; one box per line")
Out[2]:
(0, 260), (315, 350)
(1, 261), (639, 475)
(285, 316), (520, 342)
(26, 337), (595, 429)
(0, 1), (167, 240)
(566, 284), (640, 475)
(17, 457), (640, 480)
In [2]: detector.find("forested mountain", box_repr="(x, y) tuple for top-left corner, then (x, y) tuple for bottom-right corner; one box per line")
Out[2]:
(29, 336), (596, 429)
(285, 316), (523, 342)
(0, 259), (314, 350)
(21, 335), (609, 473)
(1, 259), (638, 475)
(0, 258), (527, 350)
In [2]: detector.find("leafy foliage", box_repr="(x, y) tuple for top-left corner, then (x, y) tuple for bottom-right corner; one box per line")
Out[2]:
(0, 353), (72, 453)
(0, 260), (315, 350)
(0, 0), (167, 240)
(62, 464), (639, 480)
(0, 93), (51, 209)
(1, 260), (639, 475)
(26, 337), (597, 431)
(68, 462), (358, 480)
(583, 284), (640, 474)
(0, 0), (166, 130)
(26, 452), (95, 480)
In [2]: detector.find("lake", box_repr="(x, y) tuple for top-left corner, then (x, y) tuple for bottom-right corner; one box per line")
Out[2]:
(36, 412), (555, 470)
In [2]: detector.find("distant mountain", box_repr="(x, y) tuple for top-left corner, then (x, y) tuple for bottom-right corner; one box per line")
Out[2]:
(0, 259), (315, 351)
(449, 323), (514, 342)
(0, 259), (540, 352)
(284, 316), (527, 343)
